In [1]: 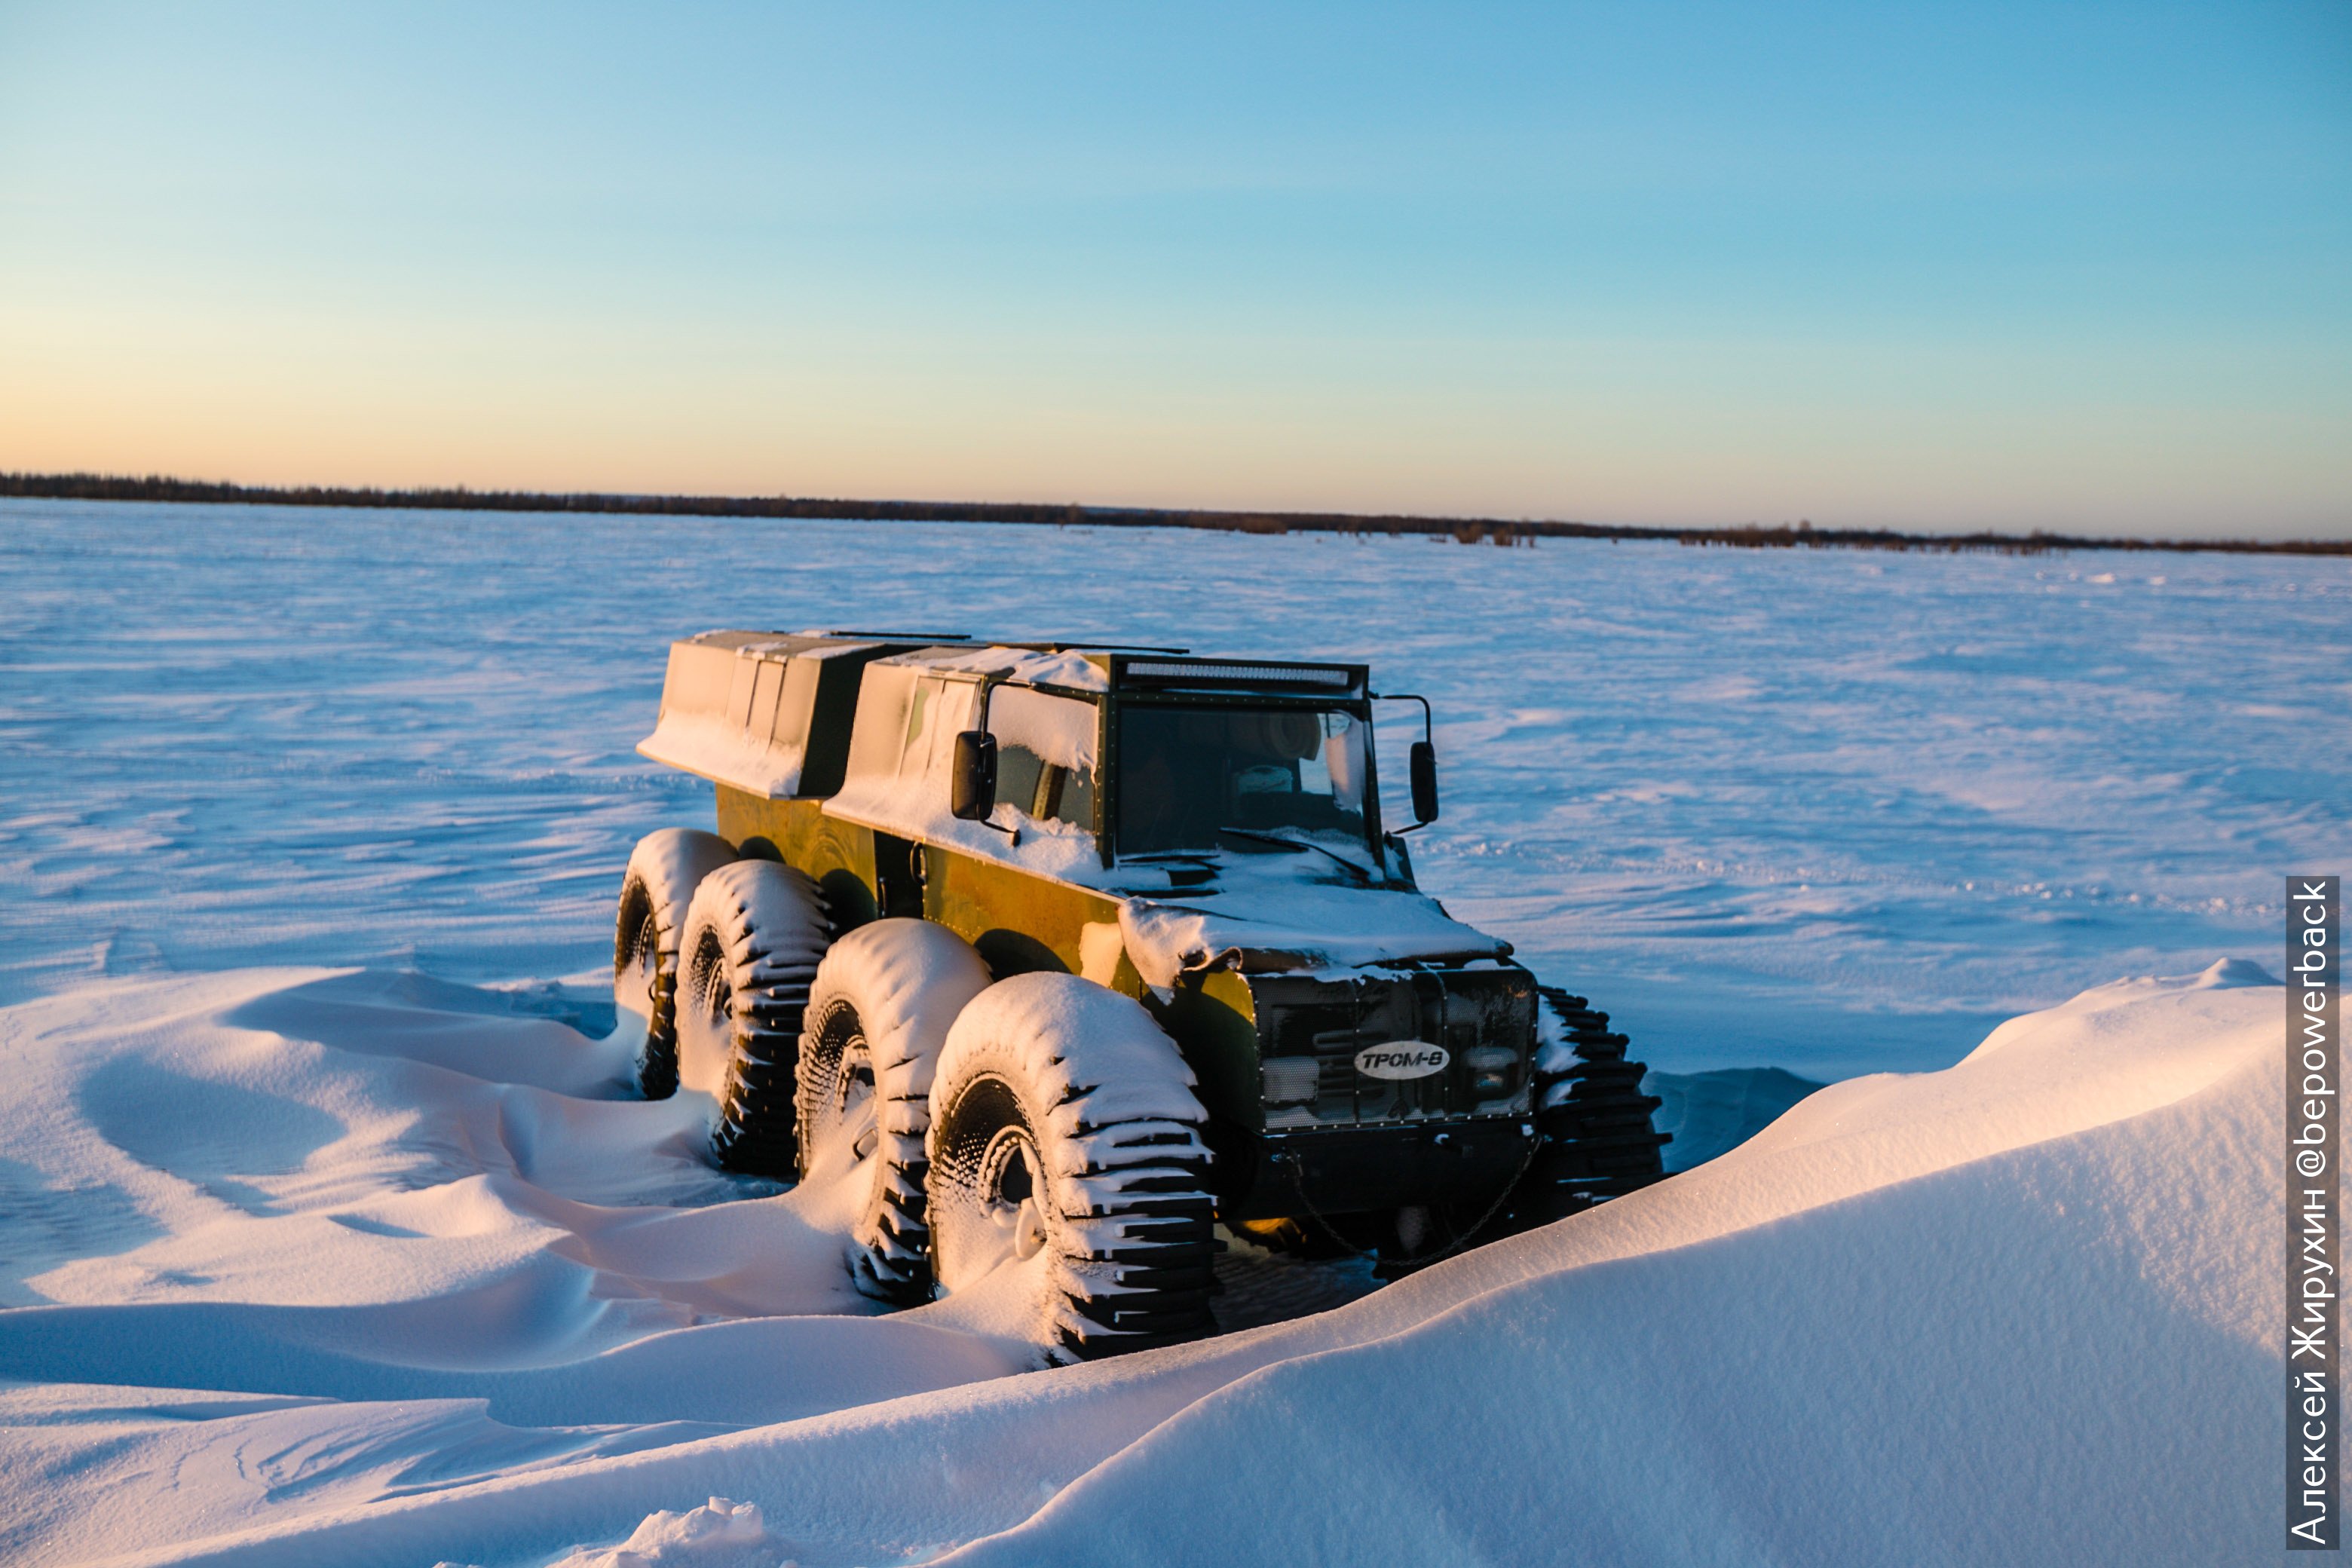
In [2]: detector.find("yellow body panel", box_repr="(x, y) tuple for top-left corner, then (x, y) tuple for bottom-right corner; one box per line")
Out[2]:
(714, 784), (1263, 1129)
(920, 840), (1118, 977)
(716, 791), (881, 926)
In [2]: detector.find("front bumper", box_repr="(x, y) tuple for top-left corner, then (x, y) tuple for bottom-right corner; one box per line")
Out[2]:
(1222, 1116), (1539, 1221)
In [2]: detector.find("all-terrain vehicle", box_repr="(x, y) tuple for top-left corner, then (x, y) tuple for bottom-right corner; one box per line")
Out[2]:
(615, 631), (1666, 1358)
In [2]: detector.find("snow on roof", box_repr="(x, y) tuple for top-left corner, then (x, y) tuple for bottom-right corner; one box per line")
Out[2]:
(874, 643), (1111, 692)
(639, 632), (999, 799)
(694, 628), (885, 653)
(637, 708), (810, 798)
(822, 659), (1108, 880)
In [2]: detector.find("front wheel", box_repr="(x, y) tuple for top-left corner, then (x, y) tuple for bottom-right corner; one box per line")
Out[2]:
(926, 972), (1216, 1361)
(795, 919), (994, 1303)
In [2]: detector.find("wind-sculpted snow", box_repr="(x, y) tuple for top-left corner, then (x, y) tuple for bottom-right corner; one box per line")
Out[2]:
(0, 961), (2278, 1565)
(0, 498), (2321, 1562)
(2, 498), (2344, 1076)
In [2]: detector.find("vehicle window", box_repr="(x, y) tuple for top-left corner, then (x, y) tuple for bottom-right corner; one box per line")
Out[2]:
(899, 675), (973, 782)
(1049, 762), (1094, 828)
(986, 686), (1099, 830)
(1116, 705), (1369, 855)
(997, 743), (1046, 817)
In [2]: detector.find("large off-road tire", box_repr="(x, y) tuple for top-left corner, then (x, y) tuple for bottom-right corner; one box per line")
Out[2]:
(614, 828), (738, 1099)
(1517, 986), (1671, 1223)
(674, 859), (834, 1176)
(795, 920), (994, 1303)
(926, 972), (1216, 1361)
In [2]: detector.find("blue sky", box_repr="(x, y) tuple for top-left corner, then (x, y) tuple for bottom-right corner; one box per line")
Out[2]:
(2, 2), (2347, 535)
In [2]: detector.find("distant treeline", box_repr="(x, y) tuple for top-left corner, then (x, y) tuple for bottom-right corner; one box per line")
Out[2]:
(3, 470), (2344, 556)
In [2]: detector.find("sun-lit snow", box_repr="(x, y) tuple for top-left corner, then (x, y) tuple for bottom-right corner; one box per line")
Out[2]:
(1113, 865), (1509, 991)
(637, 709), (811, 801)
(0, 958), (2282, 1565)
(0, 499), (2328, 1565)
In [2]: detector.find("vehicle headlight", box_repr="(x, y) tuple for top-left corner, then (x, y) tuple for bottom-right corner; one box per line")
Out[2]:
(1261, 1055), (1321, 1107)
(1463, 1044), (1517, 1096)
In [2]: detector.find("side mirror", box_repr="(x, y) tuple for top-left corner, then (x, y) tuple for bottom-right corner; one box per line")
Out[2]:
(1409, 739), (1439, 825)
(951, 730), (998, 821)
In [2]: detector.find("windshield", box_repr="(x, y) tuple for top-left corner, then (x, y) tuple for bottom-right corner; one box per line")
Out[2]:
(1116, 703), (1371, 857)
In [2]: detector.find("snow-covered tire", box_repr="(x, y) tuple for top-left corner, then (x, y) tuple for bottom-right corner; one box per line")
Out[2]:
(926, 972), (1215, 1361)
(614, 828), (738, 1099)
(795, 920), (993, 1303)
(675, 859), (834, 1176)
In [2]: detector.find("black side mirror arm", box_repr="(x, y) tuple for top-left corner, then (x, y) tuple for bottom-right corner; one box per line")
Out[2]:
(1370, 691), (1440, 831)
(950, 680), (1021, 837)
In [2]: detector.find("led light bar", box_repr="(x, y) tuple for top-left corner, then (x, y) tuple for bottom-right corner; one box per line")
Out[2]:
(1122, 660), (1355, 690)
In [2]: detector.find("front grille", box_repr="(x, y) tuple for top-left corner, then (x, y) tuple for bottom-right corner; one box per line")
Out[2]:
(1252, 966), (1535, 1128)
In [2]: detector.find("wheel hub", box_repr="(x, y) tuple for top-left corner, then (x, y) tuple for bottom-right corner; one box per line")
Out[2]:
(833, 1043), (877, 1162)
(978, 1126), (1049, 1262)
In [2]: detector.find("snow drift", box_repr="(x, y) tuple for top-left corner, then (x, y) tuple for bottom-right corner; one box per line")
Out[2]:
(0, 959), (2282, 1566)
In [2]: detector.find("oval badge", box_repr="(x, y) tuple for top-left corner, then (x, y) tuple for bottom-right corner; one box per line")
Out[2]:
(1354, 1041), (1449, 1080)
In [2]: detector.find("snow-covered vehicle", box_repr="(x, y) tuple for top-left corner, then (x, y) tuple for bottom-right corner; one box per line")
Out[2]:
(616, 631), (1667, 1356)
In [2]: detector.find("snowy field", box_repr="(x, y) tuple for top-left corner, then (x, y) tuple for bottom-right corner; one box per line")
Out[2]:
(4, 498), (2344, 1076)
(0, 498), (2339, 1565)
(0, 959), (2286, 1565)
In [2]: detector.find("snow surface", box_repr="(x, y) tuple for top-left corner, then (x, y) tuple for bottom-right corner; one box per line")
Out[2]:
(547, 1496), (767, 1568)
(3, 499), (2340, 1078)
(1114, 872), (1507, 991)
(0, 957), (2286, 1564)
(0, 498), (2333, 1561)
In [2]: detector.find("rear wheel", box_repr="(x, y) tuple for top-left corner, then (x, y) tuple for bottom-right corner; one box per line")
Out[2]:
(795, 920), (994, 1302)
(927, 972), (1216, 1361)
(675, 859), (833, 1176)
(614, 828), (737, 1099)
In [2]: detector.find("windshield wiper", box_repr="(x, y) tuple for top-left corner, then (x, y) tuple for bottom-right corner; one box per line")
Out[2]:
(1214, 825), (1376, 883)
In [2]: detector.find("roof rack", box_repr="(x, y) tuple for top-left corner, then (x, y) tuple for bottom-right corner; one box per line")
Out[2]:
(996, 640), (1191, 654)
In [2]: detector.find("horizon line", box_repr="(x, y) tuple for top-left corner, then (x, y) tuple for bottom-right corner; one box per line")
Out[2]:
(4, 470), (2345, 559)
